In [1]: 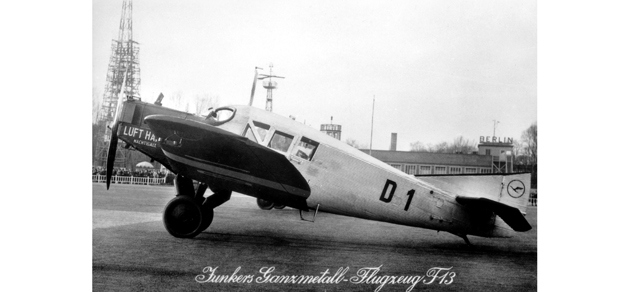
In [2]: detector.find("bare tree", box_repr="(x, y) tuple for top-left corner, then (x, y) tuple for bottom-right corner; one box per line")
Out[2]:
(411, 136), (476, 153)
(345, 138), (368, 150)
(410, 141), (428, 152)
(427, 141), (449, 153)
(520, 122), (537, 166)
(193, 93), (220, 116)
(448, 136), (477, 154)
(168, 91), (185, 111)
(92, 86), (102, 124)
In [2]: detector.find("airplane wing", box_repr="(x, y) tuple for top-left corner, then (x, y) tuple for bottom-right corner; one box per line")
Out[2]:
(144, 114), (311, 210)
(455, 196), (532, 232)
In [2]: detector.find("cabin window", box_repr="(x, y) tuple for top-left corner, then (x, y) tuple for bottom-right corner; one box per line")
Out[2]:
(242, 125), (257, 143)
(268, 131), (294, 153)
(434, 166), (447, 174)
(449, 167), (462, 174)
(405, 164), (417, 175)
(292, 136), (319, 161)
(465, 167), (477, 174)
(390, 164), (402, 171)
(419, 165), (431, 174)
(480, 168), (492, 174)
(253, 121), (271, 141)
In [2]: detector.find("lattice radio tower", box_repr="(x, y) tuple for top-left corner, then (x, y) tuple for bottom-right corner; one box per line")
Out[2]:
(259, 63), (284, 112)
(95, 0), (141, 167)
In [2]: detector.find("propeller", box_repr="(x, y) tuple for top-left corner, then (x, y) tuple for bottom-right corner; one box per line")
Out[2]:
(106, 71), (128, 189)
(105, 121), (119, 189)
(249, 67), (262, 106)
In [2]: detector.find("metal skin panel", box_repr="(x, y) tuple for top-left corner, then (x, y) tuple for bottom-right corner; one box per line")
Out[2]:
(110, 102), (530, 238)
(302, 143), (505, 237)
(417, 174), (531, 213)
(215, 105), (527, 238)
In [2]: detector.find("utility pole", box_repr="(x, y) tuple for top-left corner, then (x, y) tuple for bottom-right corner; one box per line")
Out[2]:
(369, 95), (375, 155)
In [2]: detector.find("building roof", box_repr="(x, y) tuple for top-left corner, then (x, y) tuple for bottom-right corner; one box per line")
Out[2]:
(362, 149), (492, 167)
(478, 143), (514, 147)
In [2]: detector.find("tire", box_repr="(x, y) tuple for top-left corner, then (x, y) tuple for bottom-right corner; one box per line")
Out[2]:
(197, 209), (214, 233)
(274, 204), (285, 209)
(257, 198), (274, 210)
(163, 195), (205, 238)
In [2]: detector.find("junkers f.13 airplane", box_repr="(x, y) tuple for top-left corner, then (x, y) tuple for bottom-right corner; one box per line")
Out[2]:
(104, 83), (532, 245)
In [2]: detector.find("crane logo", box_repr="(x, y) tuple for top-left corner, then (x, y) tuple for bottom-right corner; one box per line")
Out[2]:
(507, 180), (526, 198)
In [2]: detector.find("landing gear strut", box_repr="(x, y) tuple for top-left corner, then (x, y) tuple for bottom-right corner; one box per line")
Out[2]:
(460, 234), (472, 246)
(450, 232), (473, 246)
(162, 175), (231, 238)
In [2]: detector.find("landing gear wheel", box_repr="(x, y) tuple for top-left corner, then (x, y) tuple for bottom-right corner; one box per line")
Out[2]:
(163, 195), (205, 238)
(274, 204), (285, 209)
(257, 198), (274, 210)
(197, 209), (214, 233)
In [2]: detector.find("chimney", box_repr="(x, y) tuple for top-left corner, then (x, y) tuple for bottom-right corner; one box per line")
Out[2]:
(390, 133), (397, 151)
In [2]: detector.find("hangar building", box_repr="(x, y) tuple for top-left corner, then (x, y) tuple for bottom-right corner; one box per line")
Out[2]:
(361, 135), (515, 175)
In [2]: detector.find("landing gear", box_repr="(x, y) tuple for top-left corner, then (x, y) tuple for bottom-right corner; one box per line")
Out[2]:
(257, 198), (286, 210)
(198, 209), (214, 234)
(162, 175), (231, 238)
(460, 234), (472, 246)
(448, 232), (473, 246)
(257, 198), (274, 210)
(163, 195), (205, 238)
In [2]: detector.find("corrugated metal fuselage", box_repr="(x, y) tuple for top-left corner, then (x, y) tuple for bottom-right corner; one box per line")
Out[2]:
(116, 101), (529, 238)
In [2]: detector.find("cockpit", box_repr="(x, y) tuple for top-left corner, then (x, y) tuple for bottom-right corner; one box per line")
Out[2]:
(242, 120), (320, 161)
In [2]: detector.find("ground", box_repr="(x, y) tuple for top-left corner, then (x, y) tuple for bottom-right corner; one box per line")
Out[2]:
(93, 183), (537, 291)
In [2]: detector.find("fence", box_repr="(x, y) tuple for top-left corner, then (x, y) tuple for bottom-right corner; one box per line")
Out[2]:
(93, 174), (538, 205)
(528, 190), (537, 206)
(93, 175), (166, 185)
(528, 197), (537, 206)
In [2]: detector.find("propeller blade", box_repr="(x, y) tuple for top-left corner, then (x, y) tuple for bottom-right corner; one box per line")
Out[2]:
(105, 122), (119, 190)
(106, 67), (128, 189)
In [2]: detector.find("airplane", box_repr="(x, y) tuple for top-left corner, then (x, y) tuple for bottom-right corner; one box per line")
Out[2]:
(104, 82), (532, 246)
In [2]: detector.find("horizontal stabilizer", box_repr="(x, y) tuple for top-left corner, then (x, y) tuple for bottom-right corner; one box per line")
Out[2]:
(456, 196), (532, 232)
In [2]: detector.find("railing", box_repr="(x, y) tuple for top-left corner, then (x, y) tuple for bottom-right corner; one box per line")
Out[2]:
(528, 190), (537, 206)
(92, 175), (166, 185)
(93, 174), (538, 205)
(528, 197), (537, 206)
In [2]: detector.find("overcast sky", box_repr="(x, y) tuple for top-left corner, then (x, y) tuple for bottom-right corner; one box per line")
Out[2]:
(93, 0), (536, 151)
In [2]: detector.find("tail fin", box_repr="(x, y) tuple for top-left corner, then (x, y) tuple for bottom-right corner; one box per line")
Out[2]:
(416, 173), (531, 213)
(416, 173), (532, 235)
